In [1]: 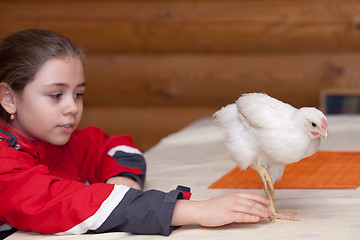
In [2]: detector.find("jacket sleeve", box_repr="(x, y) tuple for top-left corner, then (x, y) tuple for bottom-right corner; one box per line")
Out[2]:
(72, 186), (191, 236)
(78, 127), (146, 188)
(0, 148), (190, 235)
(105, 142), (146, 188)
(0, 150), (123, 234)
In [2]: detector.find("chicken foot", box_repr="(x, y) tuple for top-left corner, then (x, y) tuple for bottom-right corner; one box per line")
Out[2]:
(251, 164), (298, 222)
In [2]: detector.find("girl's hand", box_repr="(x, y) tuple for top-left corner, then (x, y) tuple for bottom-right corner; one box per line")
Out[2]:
(106, 176), (141, 190)
(172, 192), (272, 227)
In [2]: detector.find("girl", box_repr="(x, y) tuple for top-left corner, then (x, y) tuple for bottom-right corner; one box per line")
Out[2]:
(0, 29), (272, 236)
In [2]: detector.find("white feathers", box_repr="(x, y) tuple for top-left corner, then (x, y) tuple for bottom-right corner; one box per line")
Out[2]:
(236, 93), (296, 129)
(214, 93), (328, 182)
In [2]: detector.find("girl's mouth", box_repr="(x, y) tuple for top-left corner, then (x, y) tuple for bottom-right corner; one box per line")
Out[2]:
(59, 124), (74, 132)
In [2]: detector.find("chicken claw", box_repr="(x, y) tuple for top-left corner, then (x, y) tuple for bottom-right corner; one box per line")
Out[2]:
(252, 164), (274, 196)
(270, 211), (299, 222)
(252, 164), (299, 222)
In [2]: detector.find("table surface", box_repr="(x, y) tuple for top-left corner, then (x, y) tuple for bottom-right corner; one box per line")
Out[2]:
(7, 115), (360, 240)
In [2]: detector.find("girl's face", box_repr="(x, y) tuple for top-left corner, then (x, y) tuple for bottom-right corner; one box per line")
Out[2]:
(12, 56), (85, 145)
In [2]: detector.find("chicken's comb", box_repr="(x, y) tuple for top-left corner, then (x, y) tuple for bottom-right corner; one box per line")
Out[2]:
(321, 118), (328, 131)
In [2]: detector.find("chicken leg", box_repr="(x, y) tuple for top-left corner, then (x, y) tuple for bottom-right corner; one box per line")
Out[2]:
(251, 164), (298, 222)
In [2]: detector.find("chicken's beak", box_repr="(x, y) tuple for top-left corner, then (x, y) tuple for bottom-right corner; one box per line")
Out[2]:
(321, 132), (328, 141)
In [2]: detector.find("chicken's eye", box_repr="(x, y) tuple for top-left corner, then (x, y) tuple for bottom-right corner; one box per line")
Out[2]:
(311, 122), (317, 127)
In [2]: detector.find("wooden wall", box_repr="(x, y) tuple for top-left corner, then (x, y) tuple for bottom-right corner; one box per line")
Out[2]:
(1, 0), (360, 150)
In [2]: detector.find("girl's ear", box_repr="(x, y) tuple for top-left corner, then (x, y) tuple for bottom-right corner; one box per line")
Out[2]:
(0, 83), (17, 115)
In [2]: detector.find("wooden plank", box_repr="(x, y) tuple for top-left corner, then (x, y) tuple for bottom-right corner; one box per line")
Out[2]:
(79, 106), (217, 151)
(82, 53), (358, 109)
(1, 1), (360, 53)
(1, 0), (358, 23)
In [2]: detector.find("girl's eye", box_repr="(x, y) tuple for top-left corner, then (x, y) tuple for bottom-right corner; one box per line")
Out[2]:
(49, 93), (62, 99)
(74, 92), (84, 99)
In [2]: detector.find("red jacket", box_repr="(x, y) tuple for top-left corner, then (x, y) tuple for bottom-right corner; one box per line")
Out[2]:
(0, 125), (189, 236)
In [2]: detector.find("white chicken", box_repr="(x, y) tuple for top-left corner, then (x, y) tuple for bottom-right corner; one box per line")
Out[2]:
(213, 93), (328, 221)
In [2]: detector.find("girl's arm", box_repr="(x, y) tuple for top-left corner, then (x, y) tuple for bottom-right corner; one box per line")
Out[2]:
(78, 127), (146, 188)
(172, 192), (272, 227)
(106, 176), (141, 190)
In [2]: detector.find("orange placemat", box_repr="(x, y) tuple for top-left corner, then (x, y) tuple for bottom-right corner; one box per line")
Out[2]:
(209, 151), (360, 189)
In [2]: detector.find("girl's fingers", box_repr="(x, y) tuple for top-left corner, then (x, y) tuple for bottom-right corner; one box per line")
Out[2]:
(232, 213), (261, 223)
(232, 194), (272, 218)
(236, 192), (270, 205)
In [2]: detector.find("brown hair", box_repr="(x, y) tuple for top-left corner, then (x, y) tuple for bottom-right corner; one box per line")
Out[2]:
(0, 29), (84, 122)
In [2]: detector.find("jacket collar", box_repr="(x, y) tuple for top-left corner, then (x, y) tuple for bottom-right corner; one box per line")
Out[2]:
(0, 128), (20, 149)
(0, 123), (43, 158)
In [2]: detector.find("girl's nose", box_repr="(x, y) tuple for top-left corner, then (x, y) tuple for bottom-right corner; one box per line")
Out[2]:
(63, 96), (80, 116)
